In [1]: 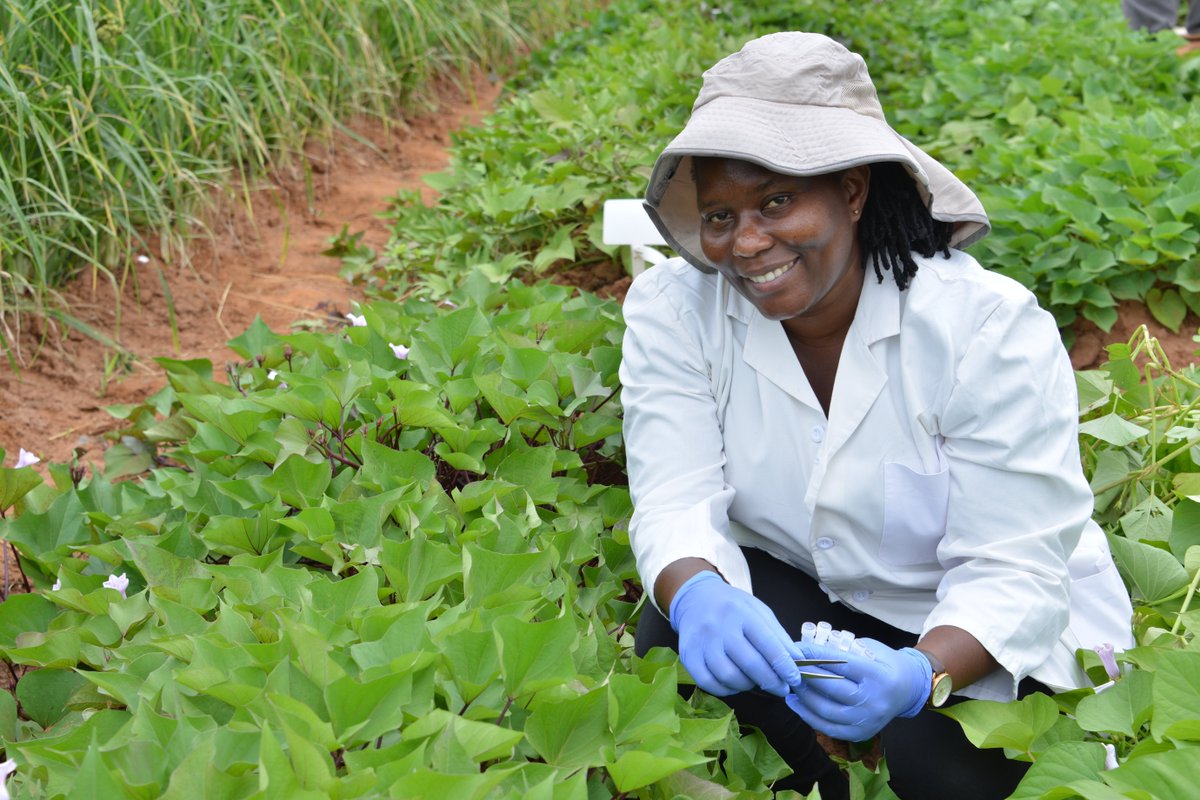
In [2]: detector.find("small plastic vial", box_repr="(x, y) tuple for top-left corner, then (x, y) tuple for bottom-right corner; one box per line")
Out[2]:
(852, 640), (876, 660)
(826, 630), (844, 650)
(801, 621), (817, 643)
(814, 621), (832, 646)
(836, 631), (855, 652)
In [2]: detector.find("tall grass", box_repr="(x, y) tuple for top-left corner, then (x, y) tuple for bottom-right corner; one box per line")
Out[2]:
(0, 0), (600, 356)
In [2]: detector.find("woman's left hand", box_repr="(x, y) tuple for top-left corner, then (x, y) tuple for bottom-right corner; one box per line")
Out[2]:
(786, 638), (932, 741)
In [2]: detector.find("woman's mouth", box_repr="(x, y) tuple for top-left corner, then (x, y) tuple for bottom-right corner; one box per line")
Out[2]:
(746, 260), (796, 285)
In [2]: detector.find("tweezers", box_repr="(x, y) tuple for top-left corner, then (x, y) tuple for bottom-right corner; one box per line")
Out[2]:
(795, 658), (847, 680)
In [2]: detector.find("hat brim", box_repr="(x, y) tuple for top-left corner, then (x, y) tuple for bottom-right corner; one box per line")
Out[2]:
(644, 98), (989, 274)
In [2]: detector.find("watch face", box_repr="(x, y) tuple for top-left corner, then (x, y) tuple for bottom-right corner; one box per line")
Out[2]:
(931, 674), (953, 707)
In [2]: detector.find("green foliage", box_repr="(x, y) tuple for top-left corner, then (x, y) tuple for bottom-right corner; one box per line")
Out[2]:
(0, 283), (796, 797)
(0, 0), (601, 325)
(0, 459), (42, 517)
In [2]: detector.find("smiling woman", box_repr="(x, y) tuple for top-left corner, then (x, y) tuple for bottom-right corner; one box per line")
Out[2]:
(619, 31), (1135, 799)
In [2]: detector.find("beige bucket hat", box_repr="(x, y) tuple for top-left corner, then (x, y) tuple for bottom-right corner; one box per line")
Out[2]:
(644, 32), (990, 274)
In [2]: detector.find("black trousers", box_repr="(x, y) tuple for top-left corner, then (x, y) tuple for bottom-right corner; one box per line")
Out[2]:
(635, 547), (1040, 799)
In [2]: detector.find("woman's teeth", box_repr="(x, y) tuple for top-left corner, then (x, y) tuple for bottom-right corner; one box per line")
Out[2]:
(747, 262), (794, 284)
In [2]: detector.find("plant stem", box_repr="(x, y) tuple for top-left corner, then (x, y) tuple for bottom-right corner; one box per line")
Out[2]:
(1169, 564), (1200, 636)
(495, 695), (515, 726)
(1092, 438), (1198, 495)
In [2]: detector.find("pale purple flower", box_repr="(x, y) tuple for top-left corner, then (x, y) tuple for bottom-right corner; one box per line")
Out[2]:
(51, 579), (61, 591)
(0, 757), (16, 800)
(345, 312), (367, 327)
(267, 369), (278, 380)
(103, 573), (129, 598)
(1094, 643), (1120, 681)
(14, 448), (39, 468)
(1103, 743), (1118, 770)
(389, 343), (410, 360)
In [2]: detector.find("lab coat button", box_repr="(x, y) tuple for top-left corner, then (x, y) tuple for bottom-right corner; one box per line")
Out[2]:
(810, 425), (825, 443)
(816, 537), (835, 550)
(852, 590), (871, 602)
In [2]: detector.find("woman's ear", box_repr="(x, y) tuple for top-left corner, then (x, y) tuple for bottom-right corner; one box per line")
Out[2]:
(842, 165), (870, 218)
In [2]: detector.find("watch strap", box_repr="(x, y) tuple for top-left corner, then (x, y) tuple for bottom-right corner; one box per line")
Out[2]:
(914, 647), (953, 708)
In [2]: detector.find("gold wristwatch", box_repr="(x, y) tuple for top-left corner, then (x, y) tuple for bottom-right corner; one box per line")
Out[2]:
(915, 648), (953, 708)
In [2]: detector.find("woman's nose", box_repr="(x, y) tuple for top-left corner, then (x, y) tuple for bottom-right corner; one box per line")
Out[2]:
(732, 218), (772, 259)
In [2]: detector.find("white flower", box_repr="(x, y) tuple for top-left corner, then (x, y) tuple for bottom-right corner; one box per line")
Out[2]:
(1103, 743), (1118, 770)
(345, 312), (367, 327)
(51, 579), (61, 591)
(14, 448), (39, 468)
(0, 758), (16, 800)
(267, 370), (278, 380)
(389, 343), (410, 360)
(135, 254), (150, 264)
(103, 573), (129, 598)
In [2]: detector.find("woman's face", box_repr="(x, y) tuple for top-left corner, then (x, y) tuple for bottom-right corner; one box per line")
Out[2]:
(694, 157), (868, 328)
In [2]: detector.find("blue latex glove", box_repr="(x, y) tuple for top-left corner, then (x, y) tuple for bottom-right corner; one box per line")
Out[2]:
(785, 637), (932, 741)
(669, 570), (805, 697)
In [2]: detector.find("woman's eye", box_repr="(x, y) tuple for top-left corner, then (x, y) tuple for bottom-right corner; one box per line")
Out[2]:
(702, 211), (731, 225)
(764, 194), (791, 209)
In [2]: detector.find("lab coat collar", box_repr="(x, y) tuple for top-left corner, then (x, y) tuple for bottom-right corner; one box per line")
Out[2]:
(729, 259), (902, 413)
(853, 262), (902, 346)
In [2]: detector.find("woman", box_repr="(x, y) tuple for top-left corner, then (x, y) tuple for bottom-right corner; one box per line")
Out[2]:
(620, 32), (1134, 799)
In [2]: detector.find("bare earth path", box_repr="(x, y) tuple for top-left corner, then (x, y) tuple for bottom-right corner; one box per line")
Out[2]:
(0, 77), (502, 471)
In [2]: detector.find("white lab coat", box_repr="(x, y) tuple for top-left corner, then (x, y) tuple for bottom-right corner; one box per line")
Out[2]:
(620, 251), (1134, 701)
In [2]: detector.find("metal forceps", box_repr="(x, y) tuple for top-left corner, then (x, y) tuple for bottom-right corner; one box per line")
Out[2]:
(795, 658), (847, 680)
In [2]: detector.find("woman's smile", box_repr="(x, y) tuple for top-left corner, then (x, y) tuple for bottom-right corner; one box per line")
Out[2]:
(744, 259), (798, 287)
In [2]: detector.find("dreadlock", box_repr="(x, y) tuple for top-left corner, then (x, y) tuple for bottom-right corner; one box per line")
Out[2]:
(857, 161), (953, 290)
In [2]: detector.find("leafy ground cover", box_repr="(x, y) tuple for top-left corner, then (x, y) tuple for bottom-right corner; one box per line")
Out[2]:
(0, 0), (599, 344)
(2, 0), (1200, 797)
(0, 282), (800, 798)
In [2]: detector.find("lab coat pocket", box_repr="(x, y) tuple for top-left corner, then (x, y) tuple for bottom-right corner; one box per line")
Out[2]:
(879, 461), (950, 566)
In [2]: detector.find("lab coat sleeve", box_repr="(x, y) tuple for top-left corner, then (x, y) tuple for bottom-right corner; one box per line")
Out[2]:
(923, 290), (1091, 693)
(619, 269), (752, 611)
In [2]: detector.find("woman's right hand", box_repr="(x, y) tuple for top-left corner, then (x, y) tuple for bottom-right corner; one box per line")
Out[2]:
(668, 570), (805, 697)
